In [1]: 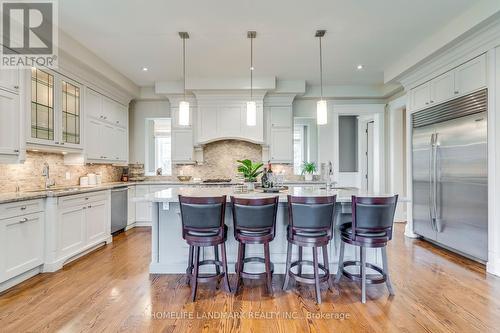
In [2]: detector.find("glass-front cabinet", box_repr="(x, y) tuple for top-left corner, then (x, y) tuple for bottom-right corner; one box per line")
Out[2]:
(28, 67), (83, 149)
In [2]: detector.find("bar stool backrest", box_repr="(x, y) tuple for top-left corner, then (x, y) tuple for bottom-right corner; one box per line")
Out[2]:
(178, 195), (226, 233)
(287, 195), (336, 231)
(352, 195), (398, 239)
(231, 196), (278, 232)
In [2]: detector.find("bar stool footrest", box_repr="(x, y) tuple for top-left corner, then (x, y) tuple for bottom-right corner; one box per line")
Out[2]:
(288, 260), (330, 285)
(342, 260), (386, 284)
(235, 256), (274, 280)
(188, 259), (226, 283)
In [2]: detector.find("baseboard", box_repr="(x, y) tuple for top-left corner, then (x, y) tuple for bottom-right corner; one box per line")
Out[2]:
(487, 256), (500, 277)
(0, 266), (42, 293)
(43, 239), (108, 272)
(404, 224), (419, 238)
(135, 221), (152, 227)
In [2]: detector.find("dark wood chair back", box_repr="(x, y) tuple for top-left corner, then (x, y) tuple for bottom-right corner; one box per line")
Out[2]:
(178, 195), (226, 238)
(351, 195), (398, 241)
(287, 195), (336, 237)
(231, 196), (279, 236)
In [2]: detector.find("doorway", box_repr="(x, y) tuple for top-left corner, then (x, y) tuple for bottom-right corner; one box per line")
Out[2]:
(365, 121), (374, 192)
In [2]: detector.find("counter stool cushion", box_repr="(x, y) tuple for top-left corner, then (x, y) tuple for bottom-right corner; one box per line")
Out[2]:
(340, 223), (387, 238)
(187, 225), (228, 237)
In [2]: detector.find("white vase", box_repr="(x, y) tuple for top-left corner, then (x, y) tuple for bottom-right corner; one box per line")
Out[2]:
(304, 174), (313, 181)
(245, 182), (255, 190)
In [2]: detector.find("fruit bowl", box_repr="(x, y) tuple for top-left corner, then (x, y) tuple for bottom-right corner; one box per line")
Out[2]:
(177, 175), (192, 182)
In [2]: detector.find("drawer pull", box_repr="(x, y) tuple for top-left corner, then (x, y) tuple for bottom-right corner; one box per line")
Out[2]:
(20, 206), (27, 210)
(19, 217), (28, 223)
(88, 205), (92, 208)
(85, 197), (89, 200)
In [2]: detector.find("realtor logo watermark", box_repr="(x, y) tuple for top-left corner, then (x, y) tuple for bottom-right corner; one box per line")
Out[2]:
(1, 0), (58, 68)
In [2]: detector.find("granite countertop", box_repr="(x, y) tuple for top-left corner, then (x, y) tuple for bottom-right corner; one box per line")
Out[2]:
(134, 186), (404, 204)
(0, 180), (333, 204)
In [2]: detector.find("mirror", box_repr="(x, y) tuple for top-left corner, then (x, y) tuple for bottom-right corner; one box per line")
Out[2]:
(293, 117), (318, 174)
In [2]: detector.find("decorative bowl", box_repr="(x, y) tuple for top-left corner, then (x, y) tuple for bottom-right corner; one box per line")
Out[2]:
(177, 175), (192, 182)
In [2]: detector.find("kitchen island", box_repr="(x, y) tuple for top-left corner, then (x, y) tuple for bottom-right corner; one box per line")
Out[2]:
(136, 186), (401, 274)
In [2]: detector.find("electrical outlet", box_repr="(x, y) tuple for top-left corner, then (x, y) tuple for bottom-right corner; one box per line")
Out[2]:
(65, 172), (71, 180)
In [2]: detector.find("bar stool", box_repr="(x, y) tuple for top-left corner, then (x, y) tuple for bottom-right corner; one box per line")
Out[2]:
(282, 195), (336, 304)
(335, 195), (398, 303)
(231, 196), (279, 295)
(179, 195), (231, 302)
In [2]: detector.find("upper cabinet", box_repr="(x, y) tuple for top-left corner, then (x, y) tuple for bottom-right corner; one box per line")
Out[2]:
(267, 106), (293, 163)
(409, 54), (487, 111)
(27, 68), (83, 150)
(0, 69), (23, 163)
(84, 89), (129, 164)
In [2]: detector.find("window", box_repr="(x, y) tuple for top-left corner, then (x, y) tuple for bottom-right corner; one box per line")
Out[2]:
(293, 124), (308, 174)
(31, 68), (54, 140)
(62, 81), (81, 144)
(146, 119), (172, 176)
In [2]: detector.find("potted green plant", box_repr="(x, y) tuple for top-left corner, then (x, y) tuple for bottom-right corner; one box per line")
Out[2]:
(301, 161), (317, 181)
(237, 159), (263, 190)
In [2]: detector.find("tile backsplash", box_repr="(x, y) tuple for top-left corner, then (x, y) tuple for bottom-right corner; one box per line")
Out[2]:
(0, 152), (123, 193)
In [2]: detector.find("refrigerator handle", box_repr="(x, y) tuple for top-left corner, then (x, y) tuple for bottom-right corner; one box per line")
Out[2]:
(433, 132), (440, 232)
(429, 133), (435, 230)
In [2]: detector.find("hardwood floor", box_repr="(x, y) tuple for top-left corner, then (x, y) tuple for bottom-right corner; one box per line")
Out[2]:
(1, 224), (500, 333)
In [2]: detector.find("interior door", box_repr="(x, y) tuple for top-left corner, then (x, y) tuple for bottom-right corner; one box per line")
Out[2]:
(412, 124), (436, 240)
(366, 121), (374, 192)
(434, 112), (488, 260)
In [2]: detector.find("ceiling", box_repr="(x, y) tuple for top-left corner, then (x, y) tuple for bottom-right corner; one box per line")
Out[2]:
(59, 0), (477, 88)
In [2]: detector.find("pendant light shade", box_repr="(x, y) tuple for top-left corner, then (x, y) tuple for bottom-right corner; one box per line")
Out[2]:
(179, 101), (190, 126)
(246, 31), (257, 126)
(178, 32), (189, 126)
(315, 30), (327, 125)
(246, 101), (257, 126)
(317, 100), (327, 125)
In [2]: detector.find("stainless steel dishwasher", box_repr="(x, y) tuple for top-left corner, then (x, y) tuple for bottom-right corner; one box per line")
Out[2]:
(111, 186), (128, 234)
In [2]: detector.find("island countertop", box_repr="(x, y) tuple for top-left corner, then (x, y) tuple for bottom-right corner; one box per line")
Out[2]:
(135, 185), (405, 203)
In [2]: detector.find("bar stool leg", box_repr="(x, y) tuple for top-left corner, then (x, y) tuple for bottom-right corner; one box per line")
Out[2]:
(360, 246), (366, 304)
(186, 245), (194, 285)
(334, 241), (345, 284)
(191, 246), (200, 302)
(322, 245), (334, 292)
(381, 246), (395, 295)
(298, 246), (303, 276)
(264, 242), (273, 294)
(214, 245), (220, 276)
(282, 242), (293, 290)
(235, 242), (244, 294)
(221, 242), (231, 293)
(312, 246), (321, 304)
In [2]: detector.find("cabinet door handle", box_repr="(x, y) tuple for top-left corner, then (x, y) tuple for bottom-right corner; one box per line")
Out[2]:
(55, 141), (59, 144)
(454, 90), (459, 94)
(20, 206), (27, 210)
(19, 217), (28, 223)
(85, 197), (89, 200)
(60, 142), (65, 145)
(425, 102), (429, 105)
(88, 205), (92, 208)
(430, 100), (434, 103)
(14, 85), (19, 89)
(14, 149), (19, 153)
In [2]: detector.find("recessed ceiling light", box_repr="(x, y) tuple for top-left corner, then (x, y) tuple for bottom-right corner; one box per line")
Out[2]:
(357, 64), (364, 70)
(62, 152), (67, 155)
(141, 67), (148, 72)
(32, 149), (39, 152)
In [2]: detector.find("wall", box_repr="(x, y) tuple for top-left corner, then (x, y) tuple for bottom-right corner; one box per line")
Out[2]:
(0, 152), (123, 193)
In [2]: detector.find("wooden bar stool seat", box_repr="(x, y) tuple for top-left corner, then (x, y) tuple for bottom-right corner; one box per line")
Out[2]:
(282, 195), (336, 304)
(231, 196), (279, 295)
(179, 195), (231, 302)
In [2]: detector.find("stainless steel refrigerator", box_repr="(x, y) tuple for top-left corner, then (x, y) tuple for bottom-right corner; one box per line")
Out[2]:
(412, 89), (488, 262)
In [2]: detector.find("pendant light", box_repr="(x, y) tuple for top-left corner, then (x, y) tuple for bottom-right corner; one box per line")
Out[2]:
(316, 30), (327, 125)
(246, 31), (257, 127)
(178, 32), (190, 126)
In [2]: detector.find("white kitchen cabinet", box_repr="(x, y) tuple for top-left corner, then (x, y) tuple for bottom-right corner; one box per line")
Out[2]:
(270, 128), (293, 162)
(87, 90), (128, 128)
(270, 106), (292, 128)
(1, 212), (44, 282)
(411, 82), (432, 110)
(0, 68), (20, 93)
(85, 88), (102, 120)
(58, 205), (86, 259)
(113, 126), (128, 162)
(454, 54), (486, 96)
(85, 118), (128, 163)
(409, 54), (487, 111)
(172, 130), (194, 163)
(85, 200), (107, 243)
(86, 119), (103, 160)
(135, 185), (152, 225)
(44, 191), (111, 272)
(0, 89), (20, 157)
(127, 186), (136, 228)
(431, 71), (455, 104)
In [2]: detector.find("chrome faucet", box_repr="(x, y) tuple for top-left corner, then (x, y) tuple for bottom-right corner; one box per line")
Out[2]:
(42, 162), (55, 189)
